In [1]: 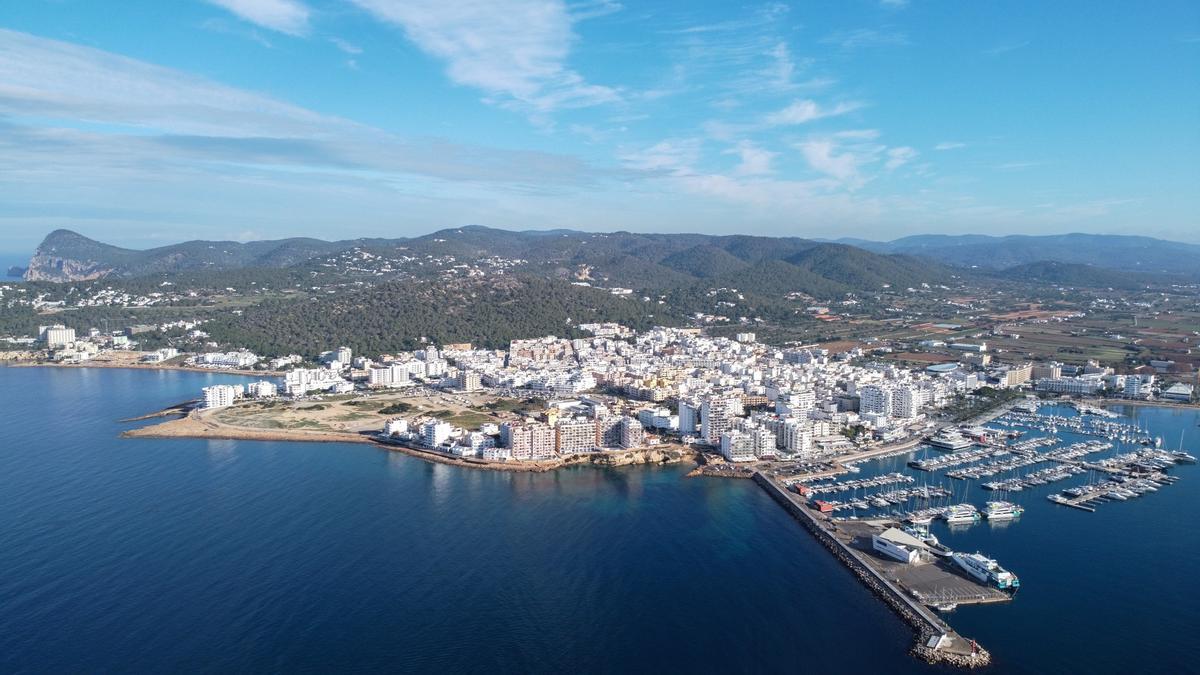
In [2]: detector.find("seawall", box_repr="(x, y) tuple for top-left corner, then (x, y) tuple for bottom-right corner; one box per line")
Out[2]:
(752, 472), (991, 669)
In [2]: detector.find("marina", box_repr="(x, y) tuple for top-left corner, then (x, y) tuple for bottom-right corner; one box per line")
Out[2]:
(756, 399), (1197, 669)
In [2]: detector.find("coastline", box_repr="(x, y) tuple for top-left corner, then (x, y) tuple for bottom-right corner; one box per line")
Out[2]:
(122, 410), (702, 473)
(4, 357), (265, 378)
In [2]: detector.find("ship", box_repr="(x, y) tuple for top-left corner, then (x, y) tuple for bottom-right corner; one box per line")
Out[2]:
(952, 551), (1020, 591)
(1170, 450), (1197, 464)
(939, 504), (980, 524)
(983, 500), (1024, 520)
(925, 429), (975, 451)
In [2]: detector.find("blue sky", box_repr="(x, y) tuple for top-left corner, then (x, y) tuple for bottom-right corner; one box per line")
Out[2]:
(0, 0), (1197, 251)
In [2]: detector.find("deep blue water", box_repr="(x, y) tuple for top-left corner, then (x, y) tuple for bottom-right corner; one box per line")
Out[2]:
(1, 367), (924, 674)
(3, 368), (1197, 673)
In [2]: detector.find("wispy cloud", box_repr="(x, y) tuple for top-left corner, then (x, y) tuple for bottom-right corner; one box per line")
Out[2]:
(567, 0), (623, 21)
(329, 37), (362, 54)
(204, 0), (311, 36)
(349, 0), (617, 113)
(0, 29), (610, 187)
(983, 40), (1030, 56)
(765, 99), (864, 126)
(884, 146), (917, 170)
(820, 28), (909, 50)
(798, 139), (862, 184)
(934, 141), (966, 151)
(995, 161), (1041, 171)
(619, 138), (702, 176)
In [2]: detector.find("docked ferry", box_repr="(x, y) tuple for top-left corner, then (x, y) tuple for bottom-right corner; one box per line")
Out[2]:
(925, 429), (974, 451)
(952, 552), (1020, 591)
(983, 500), (1024, 520)
(940, 504), (981, 524)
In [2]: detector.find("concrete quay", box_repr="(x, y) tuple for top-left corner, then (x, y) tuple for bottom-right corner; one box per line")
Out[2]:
(754, 472), (992, 669)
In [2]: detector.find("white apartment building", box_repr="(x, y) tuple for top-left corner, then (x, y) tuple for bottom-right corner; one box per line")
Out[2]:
(142, 347), (179, 363)
(284, 368), (346, 396)
(198, 350), (259, 368)
(383, 418), (409, 436)
(782, 418), (814, 456)
(701, 393), (740, 445)
(1035, 376), (1105, 395)
(419, 420), (452, 448)
(1124, 373), (1153, 398)
(503, 422), (557, 461)
(458, 369), (482, 392)
(890, 385), (922, 420)
(40, 325), (76, 348)
(202, 384), (242, 409)
(369, 363), (411, 388)
(619, 416), (645, 449)
(246, 380), (277, 398)
(556, 418), (597, 454)
(719, 431), (757, 462)
(678, 401), (699, 435)
(859, 384), (892, 416)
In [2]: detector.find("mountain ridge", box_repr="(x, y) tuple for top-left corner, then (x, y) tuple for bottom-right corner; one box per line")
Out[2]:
(827, 232), (1200, 275)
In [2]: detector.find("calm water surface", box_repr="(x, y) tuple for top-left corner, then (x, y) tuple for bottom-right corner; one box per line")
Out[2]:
(1, 367), (920, 673)
(1, 367), (1196, 673)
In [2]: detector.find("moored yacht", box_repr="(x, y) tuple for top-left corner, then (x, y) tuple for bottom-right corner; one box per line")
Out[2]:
(925, 429), (975, 451)
(983, 500), (1023, 520)
(940, 504), (981, 524)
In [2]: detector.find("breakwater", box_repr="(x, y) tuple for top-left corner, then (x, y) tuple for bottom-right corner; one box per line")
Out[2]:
(753, 472), (991, 669)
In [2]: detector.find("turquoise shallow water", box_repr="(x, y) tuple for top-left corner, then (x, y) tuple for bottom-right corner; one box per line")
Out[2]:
(1, 367), (1196, 673)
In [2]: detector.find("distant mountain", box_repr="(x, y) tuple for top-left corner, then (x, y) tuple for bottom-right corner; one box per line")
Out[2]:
(834, 233), (1200, 276)
(5, 265), (25, 279)
(24, 226), (954, 300)
(23, 229), (358, 282)
(993, 260), (1160, 289)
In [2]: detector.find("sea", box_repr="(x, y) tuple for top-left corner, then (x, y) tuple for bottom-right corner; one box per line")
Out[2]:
(1, 366), (1197, 673)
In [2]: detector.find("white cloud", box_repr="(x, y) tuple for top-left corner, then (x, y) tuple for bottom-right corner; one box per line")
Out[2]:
(350, 0), (617, 112)
(0, 29), (608, 187)
(329, 37), (363, 54)
(620, 139), (701, 176)
(820, 28), (909, 50)
(765, 99), (863, 126)
(798, 139), (861, 184)
(204, 0), (310, 36)
(934, 141), (966, 150)
(727, 141), (777, 176)
(885, 146), (917, 170)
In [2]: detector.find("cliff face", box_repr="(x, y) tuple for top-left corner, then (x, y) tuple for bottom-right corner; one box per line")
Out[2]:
(23, 229), (125, 282)
(24, 255), (113, 282)
(583, 446), (699, 467)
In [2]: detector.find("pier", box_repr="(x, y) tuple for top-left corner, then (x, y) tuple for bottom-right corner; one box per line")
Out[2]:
(754, 472), (992, 669)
